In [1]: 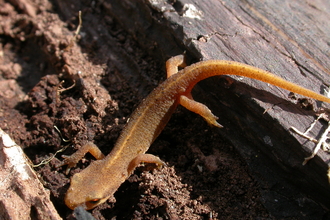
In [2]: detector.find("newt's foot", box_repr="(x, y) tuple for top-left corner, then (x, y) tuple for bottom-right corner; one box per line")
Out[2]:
(56, 154), (79, 175)
(179, 94), (223, 128)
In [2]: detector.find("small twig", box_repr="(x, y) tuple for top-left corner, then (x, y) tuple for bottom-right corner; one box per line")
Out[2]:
(75, 11), (82, 38)
(290, 126), (318, 144)
(55, 80), (76, 105)
(32, 124), (75, 167)
(57, 80), (76, 93)
(304, 113), (323, 134)
(54, 125), (70, 142)
(303, 121), (330, 165)
(290, 113), (330, 165)
(32, 125), (72, 167)
(64, 10), (82, 51)
(32, 145), (69, 168)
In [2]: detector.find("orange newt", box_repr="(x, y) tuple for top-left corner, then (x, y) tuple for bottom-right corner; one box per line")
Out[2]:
(58, 55), (330, 210)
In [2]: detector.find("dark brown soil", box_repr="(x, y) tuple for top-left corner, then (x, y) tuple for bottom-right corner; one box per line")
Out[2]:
(0, 0), (276, 219)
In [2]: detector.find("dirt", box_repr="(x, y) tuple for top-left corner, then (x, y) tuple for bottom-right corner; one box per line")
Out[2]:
(0, 0), (272, 219)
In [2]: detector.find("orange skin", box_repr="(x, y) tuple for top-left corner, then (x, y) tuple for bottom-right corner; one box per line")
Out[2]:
(58, 55), (330, 210)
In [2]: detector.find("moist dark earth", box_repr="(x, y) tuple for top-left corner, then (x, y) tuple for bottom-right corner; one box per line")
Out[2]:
(0, 0), (307, 219)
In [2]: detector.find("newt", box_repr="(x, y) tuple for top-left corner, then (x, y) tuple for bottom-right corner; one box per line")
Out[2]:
(58, 55), (330, 210)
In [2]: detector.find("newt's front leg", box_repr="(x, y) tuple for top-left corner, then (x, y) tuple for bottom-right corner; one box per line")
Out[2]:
(56, 142), (105, 174)
(58, 142), (165, 175)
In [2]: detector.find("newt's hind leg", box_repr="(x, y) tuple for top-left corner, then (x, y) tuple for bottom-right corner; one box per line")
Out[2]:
(166, 54), (186, 77)
(166, 55), (222, 128)
(128, 154), (166, 175)
(179, 93), (223, 128)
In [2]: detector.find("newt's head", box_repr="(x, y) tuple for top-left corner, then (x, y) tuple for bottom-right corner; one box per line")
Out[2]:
(65, 182), (114, 210)
(64, 160), (126, 210)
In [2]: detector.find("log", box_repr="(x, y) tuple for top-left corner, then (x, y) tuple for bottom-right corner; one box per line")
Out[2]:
(104, 0), (330, 213)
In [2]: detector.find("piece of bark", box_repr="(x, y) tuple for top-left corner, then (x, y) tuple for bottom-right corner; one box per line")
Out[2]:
(0, 128), (61, 220)
(102, 0), (330, 213)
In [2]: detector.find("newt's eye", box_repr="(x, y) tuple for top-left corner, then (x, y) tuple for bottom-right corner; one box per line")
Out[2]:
(88, 199), (100, 204)
(85, 198), (101, 209)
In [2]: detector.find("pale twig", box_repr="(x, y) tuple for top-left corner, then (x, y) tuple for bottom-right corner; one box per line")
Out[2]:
(65, 11), (82, 51)
(290, 113), (330, 165)
(289, 126), (318, 144)
(32, 145), (69, 168)
(303, 121), (330, 165)
(32, 125), (72, 167)
(54, 125), (70, 142)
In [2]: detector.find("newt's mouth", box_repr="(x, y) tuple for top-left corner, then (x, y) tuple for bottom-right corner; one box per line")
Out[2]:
(64, 192), (103, 210)
(64, 194), (81, 210)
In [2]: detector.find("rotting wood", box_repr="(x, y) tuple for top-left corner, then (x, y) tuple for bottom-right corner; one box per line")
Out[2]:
(104, 0), (330, 214)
